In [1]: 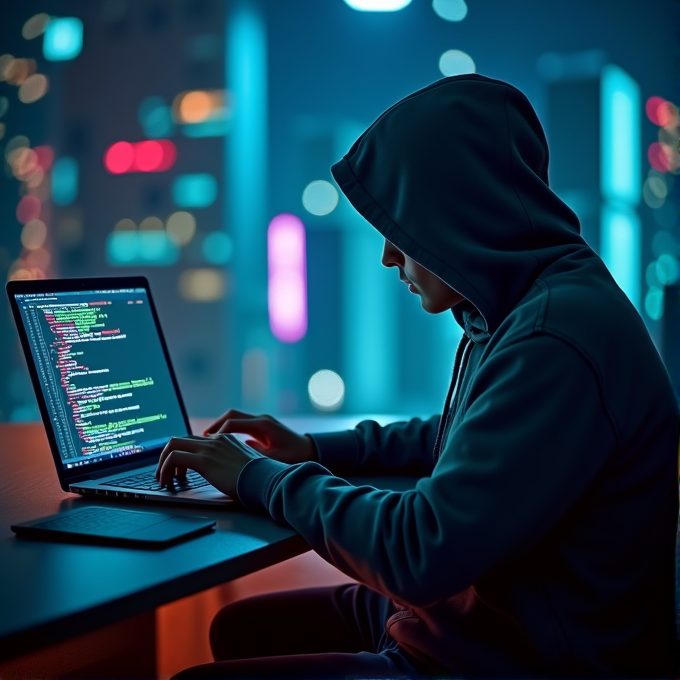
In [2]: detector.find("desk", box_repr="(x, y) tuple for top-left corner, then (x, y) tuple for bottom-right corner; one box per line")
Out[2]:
(0, 416), (410, 676)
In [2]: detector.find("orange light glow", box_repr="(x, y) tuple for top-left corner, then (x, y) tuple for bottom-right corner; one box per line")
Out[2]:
(173, 90), (228, 124)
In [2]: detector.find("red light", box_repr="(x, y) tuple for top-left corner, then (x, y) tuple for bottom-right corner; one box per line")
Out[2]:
(648, 142), (671, 173)
(33, 145), (54, 172)
(16, 195), (42, 224)
(135, 140), (163, 171)
(104, 139), (176, 174)
(157, 139), (176, 171)
(105, 141), (134, 174)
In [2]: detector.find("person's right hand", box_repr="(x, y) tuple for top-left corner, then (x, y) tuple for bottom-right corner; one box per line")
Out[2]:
(203, 410), (317, 465)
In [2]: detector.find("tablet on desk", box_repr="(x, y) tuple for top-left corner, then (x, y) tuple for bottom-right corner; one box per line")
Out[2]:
(11, 506), (216, 549)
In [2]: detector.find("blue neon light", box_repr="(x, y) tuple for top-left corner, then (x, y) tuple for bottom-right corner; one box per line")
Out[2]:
(51, 157), (78, 206)
(172, 174), (218, 208)
(600, 64), (640, 206)
(43, 18), (83, 61)
(600, 203), (641, 309)
(106, 231), (179, 266)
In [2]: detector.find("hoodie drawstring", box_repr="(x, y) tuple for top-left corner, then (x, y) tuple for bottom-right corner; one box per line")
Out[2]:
(432, 334), (473, 464)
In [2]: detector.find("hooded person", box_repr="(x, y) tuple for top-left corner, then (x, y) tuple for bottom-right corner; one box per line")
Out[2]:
(164, 75), (680, 679)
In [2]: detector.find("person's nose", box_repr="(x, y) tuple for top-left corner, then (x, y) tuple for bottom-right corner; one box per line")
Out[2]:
(381, 239), (403, 268)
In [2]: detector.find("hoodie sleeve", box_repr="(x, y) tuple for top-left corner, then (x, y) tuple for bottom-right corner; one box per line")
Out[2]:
(236, 334), (617, 606)
(307, 415), (440, 476)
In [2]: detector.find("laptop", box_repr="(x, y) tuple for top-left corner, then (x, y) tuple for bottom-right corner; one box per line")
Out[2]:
(6, 276), (233, 506)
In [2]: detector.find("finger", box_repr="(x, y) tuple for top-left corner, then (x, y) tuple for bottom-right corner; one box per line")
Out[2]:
(244, 439), (267, 453)
(157, 437), (205, 480)
(216, 417), (274, 442)
(204, 409), (257, 435)
(159, 450), (199, 488)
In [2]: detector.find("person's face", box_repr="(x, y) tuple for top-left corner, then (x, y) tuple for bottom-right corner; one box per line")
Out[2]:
(381, 239), (466, 314)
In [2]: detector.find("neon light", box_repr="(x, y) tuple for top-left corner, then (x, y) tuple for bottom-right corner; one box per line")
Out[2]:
(172, 174), (218, 207)
(43, 18), (83, 61)
(104, 142), (134, 174)
(600, 64), (640, 206)
(103, 139), (176, 174)
(343, 0), (412, 10)
(600, 204), (641, 309)
(106, 231), (179, 266)
(268, 214), (307, 343)
(52, 157), (78, 206)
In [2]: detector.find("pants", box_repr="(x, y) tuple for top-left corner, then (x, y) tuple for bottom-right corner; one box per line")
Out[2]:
(173, 584), (437, 678)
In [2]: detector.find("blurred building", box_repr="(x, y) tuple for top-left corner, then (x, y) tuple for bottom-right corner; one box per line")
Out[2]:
(1, 0), (678, 422)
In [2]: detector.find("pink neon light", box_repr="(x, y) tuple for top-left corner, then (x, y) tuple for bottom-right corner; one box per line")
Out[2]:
(268, 213), (307, 343)
(103, 139), (177, 174)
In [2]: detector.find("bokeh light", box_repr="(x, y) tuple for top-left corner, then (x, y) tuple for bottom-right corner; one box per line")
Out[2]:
(138, 96), (175, 138)
(20, 219), (47, 250)
(114, 218), (136, 231)
(645, 286), (664, 321)
(202, 231), (233, 264)
(43, 17), (83, 61)
(0, 96), (9, 117)
(268, 214), (307, 343)
(172, 174), (218, 207)
(432, 0), (468, 21)
(33, 145), (54, 171)
(302, 180), (339, 216)
(104, 139), (176, 173)
(104, 141), (134, 174)
(652, 229), (677, 258)
(52, 156), (78, 205)
(179, 268), (226, 301)
(173, 90), (229, 124)
(308, 370), (345, 412)
(16, 195), (41, 224)
(107, 231), (179, 266)
(18, 74), (48, 103)
(3, 59), (37, 86)
(166, 211), (196, 246)
(139, 216), (164, 231)
(656, 254), (679, 285)
(22, 13), (50, 40)
(0, 54), (14, 81)
(439, 49), (476, 76)
(648, 142), (672, 173)
(343, 0), (412, 10)
(643, 176), (666, 209)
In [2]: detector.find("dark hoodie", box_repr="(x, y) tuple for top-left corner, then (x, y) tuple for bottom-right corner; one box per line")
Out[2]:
(237, 75), (679, 677)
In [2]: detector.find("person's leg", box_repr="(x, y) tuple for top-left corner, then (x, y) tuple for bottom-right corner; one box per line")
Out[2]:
(209, 584), (390, 661)
(172, 584), (429, 678)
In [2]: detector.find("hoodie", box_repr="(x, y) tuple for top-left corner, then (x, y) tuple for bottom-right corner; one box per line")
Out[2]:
(236, 75), (679, 677)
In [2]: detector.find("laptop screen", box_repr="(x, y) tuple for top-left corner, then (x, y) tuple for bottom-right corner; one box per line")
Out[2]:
(13, 285), (189, 471)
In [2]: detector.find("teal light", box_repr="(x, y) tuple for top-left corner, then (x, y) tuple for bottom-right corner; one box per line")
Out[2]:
(600, 204), (641, 308)
(138, 96), (175, 138)
(106, 232), (179, 266)
(43, 17), (83, 61)
(600, 65), (640, 206)
(202, 231), (233, 264)
(344, 0), (412, 10)
(172, 174), (218, 208)
(51, 157), (78, 206)
(182, 119), (230, 138)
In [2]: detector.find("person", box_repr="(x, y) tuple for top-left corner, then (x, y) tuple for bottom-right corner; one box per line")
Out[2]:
(157, 74), (679, 678)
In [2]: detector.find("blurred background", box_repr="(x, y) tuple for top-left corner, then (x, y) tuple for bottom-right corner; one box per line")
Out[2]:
(1, 0), (678, 424)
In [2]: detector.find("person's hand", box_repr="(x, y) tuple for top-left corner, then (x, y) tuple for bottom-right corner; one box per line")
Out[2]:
(155, 434), (265, 497)
(203, 410), (317, 465)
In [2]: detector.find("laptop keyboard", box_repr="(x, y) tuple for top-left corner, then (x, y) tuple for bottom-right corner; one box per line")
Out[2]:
(105, 469), (210, 492)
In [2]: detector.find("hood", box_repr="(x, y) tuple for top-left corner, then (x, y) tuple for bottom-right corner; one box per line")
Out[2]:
(331, 74), (587, 335)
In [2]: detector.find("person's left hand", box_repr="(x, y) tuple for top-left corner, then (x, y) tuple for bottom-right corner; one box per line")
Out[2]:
(155, 434), (267, 497)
